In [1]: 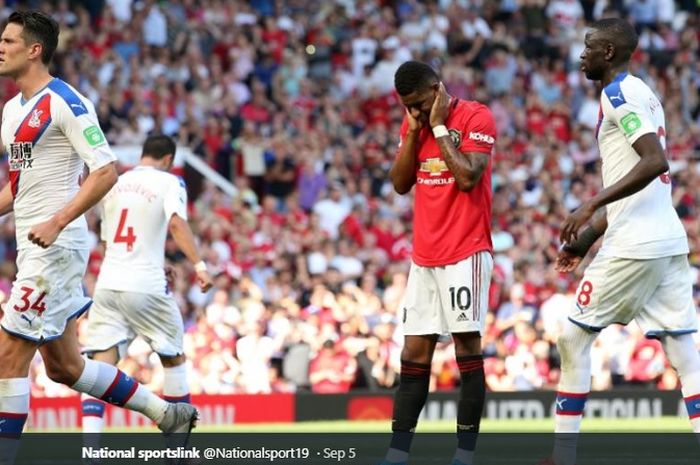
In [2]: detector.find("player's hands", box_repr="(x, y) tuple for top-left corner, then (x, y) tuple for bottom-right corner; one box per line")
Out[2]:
(429, 82), (450, 128)
(28, 219), (62, 248)
(405, 108), (423, 131)
(196, 269), (213, 293)
(560, 200), (596, 244)
(554, 249), (583, 273)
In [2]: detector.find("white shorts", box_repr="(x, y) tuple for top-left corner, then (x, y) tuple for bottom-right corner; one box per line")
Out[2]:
(401, 251), (493, 335)
(569, 254), (697, 337)
(83, 289), (184, 358)
(1, 246), (91, 343)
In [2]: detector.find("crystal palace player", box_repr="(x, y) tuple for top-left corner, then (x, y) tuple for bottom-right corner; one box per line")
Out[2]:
(381, 61), (496, 465)
(542, 18), (700, 465)
(82, 135), (213, 438)
(0, 11), (196, 463)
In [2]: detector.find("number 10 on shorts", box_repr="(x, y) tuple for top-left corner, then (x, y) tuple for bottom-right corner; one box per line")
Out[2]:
(450, 286), (477, 320)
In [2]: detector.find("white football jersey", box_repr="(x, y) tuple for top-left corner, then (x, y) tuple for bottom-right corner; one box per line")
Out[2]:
(96, 166), (188, 294)
(596, 72), (687, 259)
(1, 78), (116, 249)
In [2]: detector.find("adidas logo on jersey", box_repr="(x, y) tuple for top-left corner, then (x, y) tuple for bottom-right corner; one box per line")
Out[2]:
(457, 312), (468, 322)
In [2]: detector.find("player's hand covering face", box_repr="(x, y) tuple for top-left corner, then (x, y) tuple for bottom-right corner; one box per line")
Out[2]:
(400, 84), (437, 126)
(429, 82), (450, 128)
(405, 108), (423, 131)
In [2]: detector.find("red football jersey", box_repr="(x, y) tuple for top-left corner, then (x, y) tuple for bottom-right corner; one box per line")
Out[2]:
(398, 99), (496, 266)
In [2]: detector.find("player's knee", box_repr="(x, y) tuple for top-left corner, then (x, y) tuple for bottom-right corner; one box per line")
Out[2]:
(662, 334), (700, 376)
(453, 332), (481, 357)
(0, 331), (37, 378)
(556, 331), (577, 365)
(0, 356), (30, 378)
(44, 364), (70, 385)
(160, 353), (186, 368)
(400, 346), (432, 365)
(44, 359), (82, 386)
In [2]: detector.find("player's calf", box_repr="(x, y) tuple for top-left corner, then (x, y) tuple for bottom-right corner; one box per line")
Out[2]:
(160, 358), (191, 405)
(0, 377), (30, 465)
(81, 394), (106, 439)
(453, 354), (484, 465)
(0, 333), (37, 464)
(551, 322), (596, 465)
(661, 334), (700, 433)
(44, 355), (85, 386)
(383, 360), (431, 464)
(0, 331), (37, 379)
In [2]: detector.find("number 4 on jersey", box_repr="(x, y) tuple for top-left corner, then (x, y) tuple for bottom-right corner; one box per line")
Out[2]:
(114, 208), (136, 251)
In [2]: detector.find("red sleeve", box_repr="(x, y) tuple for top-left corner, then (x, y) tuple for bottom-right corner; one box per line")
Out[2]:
(459, 104), (497, 155)
(395, 116), (408, 160)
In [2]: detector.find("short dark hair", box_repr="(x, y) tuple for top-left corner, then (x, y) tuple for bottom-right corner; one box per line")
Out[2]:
(142, 135), (176, 160)
(394, 61), (439, 96)
(591, 18), (638, 62)
(7, 10), (59, 65)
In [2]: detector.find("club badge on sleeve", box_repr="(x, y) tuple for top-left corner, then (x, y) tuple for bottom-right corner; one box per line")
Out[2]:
(448, 128), (462, 148)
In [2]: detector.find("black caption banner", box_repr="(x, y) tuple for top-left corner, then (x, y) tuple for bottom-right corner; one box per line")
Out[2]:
(6, 433), (700, 465)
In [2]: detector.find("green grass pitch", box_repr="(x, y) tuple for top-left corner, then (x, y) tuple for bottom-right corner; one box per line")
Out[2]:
(33, 416), (689, 433)
(197, 416), (689, 433)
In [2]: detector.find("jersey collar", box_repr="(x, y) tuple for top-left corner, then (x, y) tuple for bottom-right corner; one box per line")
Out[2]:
(20, 77), (56, 106)
(611, 71), (628, 84)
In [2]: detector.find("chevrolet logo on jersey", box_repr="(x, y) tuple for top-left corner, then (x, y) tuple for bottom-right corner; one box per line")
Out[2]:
(420, 158), (448, 176)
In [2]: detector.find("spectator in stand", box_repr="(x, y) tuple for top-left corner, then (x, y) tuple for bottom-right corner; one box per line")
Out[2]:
(309, 339), (357, 393)
(313, 183), (352, 240)
(495, 284), (537, 339)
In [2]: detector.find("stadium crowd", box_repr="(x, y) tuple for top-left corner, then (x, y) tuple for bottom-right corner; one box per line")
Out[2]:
(0, 0), (699, 397)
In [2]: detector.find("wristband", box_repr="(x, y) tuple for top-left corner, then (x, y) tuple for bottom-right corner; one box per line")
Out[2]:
(194, 261), (207, 273)
(562, 227), (602, 257)
(432, 125), (449, 138)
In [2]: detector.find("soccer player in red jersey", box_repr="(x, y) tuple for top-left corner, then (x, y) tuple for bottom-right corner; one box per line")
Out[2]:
(381, 61), (497, 465)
